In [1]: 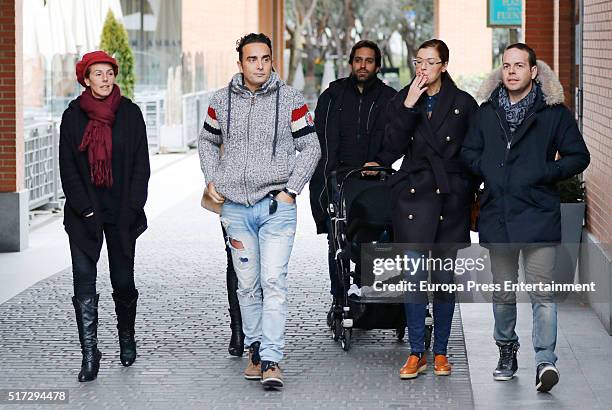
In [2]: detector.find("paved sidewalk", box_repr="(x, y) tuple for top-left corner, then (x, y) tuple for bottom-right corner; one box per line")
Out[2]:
(0, 187), (473, 409)
(2, 149), (610, 409)
(462, 300), (612, 409)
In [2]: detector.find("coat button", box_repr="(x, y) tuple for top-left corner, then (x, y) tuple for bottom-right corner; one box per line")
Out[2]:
(410, 188), (416, 194)
(446, 136), (451, 142)
(408, 214), (414, 220)
(499, 162), (504, 167)
(435, 188), (440, 194)
(454, 108), (460, 115)
(410, 136), (414, 141)
(439, 215), (444, 221)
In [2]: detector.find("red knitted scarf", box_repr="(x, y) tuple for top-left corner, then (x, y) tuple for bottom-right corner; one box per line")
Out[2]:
(78, 85), (121, 187)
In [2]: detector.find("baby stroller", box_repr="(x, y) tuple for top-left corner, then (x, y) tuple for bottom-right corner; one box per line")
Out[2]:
(326, 166), (434, 351)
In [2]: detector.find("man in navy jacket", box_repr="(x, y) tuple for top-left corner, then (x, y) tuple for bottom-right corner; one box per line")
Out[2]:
(461, 43), (590, 392)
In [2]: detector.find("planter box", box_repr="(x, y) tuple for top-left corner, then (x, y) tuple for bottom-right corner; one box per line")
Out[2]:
(159, 124), (186, 153)
(555, 202), (586, 284)
(561, 202), (585, 243)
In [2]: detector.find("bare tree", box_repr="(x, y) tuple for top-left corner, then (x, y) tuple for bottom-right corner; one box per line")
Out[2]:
(285, 0), (318, 85)
(360, 0), (399, 68)
(285, 0), (434, 89)
(359, 0), (433, 74)
(395, 1), (434, 76)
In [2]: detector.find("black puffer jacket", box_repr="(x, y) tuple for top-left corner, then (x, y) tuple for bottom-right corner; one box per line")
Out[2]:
(461, 61), (590, 244)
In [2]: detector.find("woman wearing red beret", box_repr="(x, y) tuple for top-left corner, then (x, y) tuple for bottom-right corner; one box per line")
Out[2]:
(59, 50), (150, 382)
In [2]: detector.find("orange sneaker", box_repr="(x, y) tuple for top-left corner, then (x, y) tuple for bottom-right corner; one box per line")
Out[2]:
(434, 354), (452, 376)
(399, 354), (427, 379)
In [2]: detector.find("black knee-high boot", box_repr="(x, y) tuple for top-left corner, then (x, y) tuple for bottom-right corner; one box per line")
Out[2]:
(112, 289), (138, 367)
(226, 242), (245, 356)
(72, 294), (102, 382)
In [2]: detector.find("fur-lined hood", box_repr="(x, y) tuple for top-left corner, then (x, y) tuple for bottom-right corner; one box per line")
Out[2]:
(476, 60), (564, 106)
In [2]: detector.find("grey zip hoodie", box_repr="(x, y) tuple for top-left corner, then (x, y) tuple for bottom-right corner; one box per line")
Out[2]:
(198, 72), (321, 205)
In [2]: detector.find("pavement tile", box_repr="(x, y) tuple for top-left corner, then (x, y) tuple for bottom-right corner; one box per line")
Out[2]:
(0, 191), (473, 409)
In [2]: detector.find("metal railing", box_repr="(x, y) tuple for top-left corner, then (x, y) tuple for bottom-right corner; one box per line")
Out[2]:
(135, 93), (165, 154)
(24, 120), (61, 210)
(135, 89), (214, 153)
(182, 90), (214, 150)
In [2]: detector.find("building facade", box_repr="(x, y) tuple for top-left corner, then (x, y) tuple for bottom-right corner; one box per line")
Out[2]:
(0, 0), (282, 252)
(525, 0), (611, 333)
(434, 0), (493, 78)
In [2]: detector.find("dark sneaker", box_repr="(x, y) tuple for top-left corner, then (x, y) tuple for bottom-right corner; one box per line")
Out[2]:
(536, 363), (559, 392)
(261, 361), (283, 388)
(244, 342), (261, 380)
(493, 342), (519, 381)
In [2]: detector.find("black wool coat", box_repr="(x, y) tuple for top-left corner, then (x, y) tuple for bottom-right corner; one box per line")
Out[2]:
(376, 74), (478, 244)
(461, 61), (590, 244)
(59, 96), (150, 260)
(309, 76), (396, 234)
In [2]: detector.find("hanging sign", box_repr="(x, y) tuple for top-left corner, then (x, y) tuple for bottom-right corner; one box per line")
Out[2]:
(488, 0), (522, 27)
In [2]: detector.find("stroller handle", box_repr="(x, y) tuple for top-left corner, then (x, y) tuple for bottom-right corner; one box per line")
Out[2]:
(339, 166), (395, 191)
(335, 166), (396, 217)
(342, 166), (396, 181)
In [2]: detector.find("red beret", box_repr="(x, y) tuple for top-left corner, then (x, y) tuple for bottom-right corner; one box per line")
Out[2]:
(75, 51), (119, 87)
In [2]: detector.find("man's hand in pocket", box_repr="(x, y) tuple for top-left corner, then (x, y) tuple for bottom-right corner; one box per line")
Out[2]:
(275, 191), (295, 204)
(207, 182), (225, 203)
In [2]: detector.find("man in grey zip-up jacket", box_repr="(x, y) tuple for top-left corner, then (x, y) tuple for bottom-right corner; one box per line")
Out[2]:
(198, 33), (320, 389)
(199, 60), (320, 205)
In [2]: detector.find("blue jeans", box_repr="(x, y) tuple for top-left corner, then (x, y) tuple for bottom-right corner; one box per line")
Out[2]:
(490, 246), (558, 365)
(404, 249), (456, 355)
(220, 197), (297, 363)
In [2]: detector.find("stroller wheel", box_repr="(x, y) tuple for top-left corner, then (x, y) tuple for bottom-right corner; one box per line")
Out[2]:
(341, 328), (352, 351)
(396, 327), (405, 342)
(425, 325), (433, 350)
(326, 307), (334, 329)
(333, 318), (342, 342)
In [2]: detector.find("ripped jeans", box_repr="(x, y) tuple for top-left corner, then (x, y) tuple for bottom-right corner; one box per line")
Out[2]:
(220, 197), (297, 363)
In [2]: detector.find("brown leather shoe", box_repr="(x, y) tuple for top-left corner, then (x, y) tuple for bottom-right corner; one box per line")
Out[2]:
(244, 342), (262, 380)
(245, 360), (262, 380)
(434, 354), (451, 376)
(399, 354), (427, 379)
(261, 361), (283, 388)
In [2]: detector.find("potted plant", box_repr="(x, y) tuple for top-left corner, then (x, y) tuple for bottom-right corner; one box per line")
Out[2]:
(558, 174), (586, 243)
